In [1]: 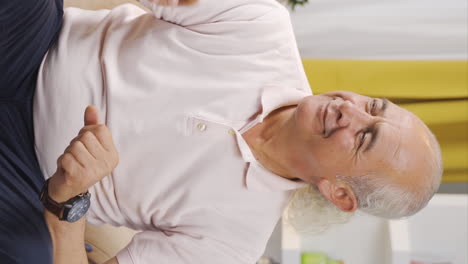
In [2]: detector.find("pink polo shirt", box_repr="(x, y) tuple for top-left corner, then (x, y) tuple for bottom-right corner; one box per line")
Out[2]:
(33, 0), (311, 263)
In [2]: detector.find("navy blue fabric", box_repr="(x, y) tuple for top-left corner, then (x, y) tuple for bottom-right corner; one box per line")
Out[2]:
(0, 0), (63, 263)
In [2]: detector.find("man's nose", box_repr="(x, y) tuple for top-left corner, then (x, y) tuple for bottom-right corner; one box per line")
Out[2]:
(336, 101), (374, 131)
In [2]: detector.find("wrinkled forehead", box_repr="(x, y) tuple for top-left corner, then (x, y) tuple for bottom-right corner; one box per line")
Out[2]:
(377, 105), (431, 186)
(385, 100), (416, 127)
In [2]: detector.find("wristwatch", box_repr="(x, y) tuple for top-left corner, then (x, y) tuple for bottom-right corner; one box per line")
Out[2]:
(40, 178), (91, 222)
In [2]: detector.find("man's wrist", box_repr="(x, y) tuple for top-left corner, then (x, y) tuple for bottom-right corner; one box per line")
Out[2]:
(42, 176), (92, 222)
(47, 173), (82, 203)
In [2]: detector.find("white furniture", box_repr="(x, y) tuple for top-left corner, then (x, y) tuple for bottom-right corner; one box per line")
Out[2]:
(389, 194), (468, 264)
(282, 194), (468, 264)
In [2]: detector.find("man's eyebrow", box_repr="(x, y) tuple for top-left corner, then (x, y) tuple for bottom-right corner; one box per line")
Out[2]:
(381, 98), (389, 114)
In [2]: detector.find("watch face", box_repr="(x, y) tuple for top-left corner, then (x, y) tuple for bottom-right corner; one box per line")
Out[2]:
(66, 196), (91, 223)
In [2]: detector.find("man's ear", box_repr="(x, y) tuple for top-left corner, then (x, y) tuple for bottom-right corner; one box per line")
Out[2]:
(316, 178), (358, 213)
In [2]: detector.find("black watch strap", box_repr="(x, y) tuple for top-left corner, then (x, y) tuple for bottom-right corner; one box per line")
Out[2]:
(40, 178), (64, 219)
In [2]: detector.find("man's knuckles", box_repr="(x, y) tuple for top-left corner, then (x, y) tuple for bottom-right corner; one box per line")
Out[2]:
(79, 124), (109, 137)
(68, 132), (103, 154)
(59, 153), (80, 177)
(76, 131), (118, 172)
(148, 0), (197, 6)
(94, 124), (109, 135)
(69, 140), (86, 155)
(179, 0), (198, 5)
(78, 124), (115, 150)
(60, 124), (117, 178)
(81, 130), (96, 141)
(59, 153), (101, 187)
(62, 147), (113, 175)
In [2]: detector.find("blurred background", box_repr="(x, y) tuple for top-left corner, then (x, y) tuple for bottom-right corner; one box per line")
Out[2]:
(64, 0), (468, 263)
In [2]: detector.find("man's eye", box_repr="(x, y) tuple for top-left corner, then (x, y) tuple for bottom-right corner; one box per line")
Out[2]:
(357, 131), (367, 150)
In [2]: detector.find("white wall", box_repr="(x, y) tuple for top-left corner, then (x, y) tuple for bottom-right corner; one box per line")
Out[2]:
(282, 214), (392, 264)
(405, 194), (468, 263)
(281, 194), (468, 264)
(289, 0), (468, 60)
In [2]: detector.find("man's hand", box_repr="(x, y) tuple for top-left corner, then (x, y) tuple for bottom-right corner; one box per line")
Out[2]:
(48, 105), (119, 203)
(148, 0), (198, 7)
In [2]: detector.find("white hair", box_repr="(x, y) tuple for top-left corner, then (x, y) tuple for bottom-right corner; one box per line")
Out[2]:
(348, 122), (443, 219)
(284, 126), (443, 234)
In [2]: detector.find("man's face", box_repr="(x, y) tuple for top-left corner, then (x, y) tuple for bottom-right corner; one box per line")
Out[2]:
(291, 91), (429, 187)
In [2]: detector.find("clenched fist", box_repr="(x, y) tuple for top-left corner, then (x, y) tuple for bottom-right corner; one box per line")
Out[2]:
(48, 105), (119, 203)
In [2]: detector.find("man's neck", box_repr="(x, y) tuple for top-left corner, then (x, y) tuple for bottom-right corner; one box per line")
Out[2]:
(242, 105), (297, 180)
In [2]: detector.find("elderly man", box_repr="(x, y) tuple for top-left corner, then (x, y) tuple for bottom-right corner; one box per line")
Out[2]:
(0, 0), (442, 263)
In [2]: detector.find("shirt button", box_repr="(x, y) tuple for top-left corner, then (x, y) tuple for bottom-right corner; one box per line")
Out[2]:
(197, 123), (207, 132)
(228, 129), (236, 135)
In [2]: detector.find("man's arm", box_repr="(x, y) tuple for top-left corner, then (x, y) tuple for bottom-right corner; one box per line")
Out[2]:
(44, 105), (119, 264)
(45, 211), (87, 264)
(46, 207), (120, 264)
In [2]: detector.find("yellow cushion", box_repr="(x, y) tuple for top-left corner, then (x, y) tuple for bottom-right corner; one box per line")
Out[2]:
(85, 222), (139, 264)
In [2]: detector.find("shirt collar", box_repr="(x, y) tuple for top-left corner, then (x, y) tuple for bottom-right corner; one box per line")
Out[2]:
(235, 85), (311, 192)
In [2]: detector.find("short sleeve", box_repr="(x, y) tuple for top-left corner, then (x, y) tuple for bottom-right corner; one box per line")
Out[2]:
(138, 0), (288, 27)
(116, 230), (254, 264)
(135, 0), (295, 57)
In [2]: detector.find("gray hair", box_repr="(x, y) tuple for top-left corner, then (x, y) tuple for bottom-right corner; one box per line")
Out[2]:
(344, 124), (443, 219)
(285, 125), (443, 233)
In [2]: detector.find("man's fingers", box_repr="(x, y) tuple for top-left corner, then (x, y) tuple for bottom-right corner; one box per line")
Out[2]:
(84, 105), (100, 126)
(58, 153), (81, 182)
(78, 125), (114, 151)
(56, 155), (64, 170)
(67, 140), (95, 169)
(56, 153), (89, 195)
(93, 125), (117, 153)
(148, 0), (197, 6)
(69, 130), (113, 167)
(178, 0), (198, 5)
(68, 126), (118, 172)
(52, 108), (118, 199)
(79, 131), (107, 160)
